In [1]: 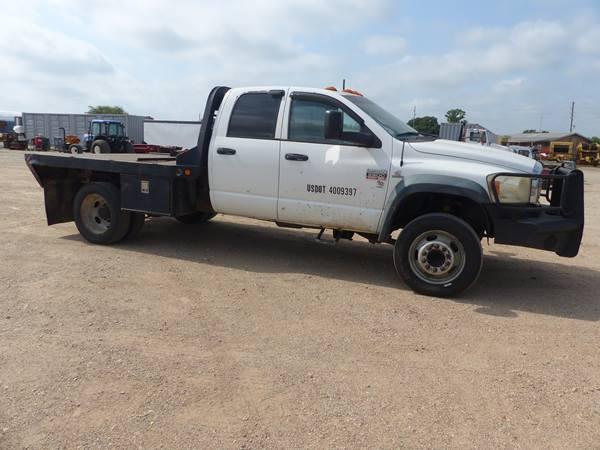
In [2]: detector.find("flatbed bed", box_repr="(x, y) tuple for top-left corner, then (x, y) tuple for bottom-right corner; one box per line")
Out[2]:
(24, 151), (199, 178)
(24, 86), (226, 226)
(25, 149), (209, 224)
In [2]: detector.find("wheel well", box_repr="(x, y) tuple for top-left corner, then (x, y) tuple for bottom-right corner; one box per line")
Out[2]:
(389, 192), (491, 238)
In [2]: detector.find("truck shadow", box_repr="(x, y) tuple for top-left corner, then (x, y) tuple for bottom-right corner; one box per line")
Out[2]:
(63, 216), (600, 321)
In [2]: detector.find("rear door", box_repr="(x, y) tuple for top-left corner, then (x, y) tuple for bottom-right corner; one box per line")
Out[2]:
(210, 89), (286, 220)
(277, 92), (392, 233)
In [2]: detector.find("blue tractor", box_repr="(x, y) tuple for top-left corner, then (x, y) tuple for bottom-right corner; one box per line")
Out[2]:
(71, 120), (134, 154)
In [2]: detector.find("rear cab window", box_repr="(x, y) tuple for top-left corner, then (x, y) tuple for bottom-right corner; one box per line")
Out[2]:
(227, 92), (283, 140)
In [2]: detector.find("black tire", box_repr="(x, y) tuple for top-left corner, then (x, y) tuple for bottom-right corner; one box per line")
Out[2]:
(73, 183), (131, 245)
(91, 140), (110, 154)
(123, 141), (134, 154)
(125, 212), (145, 239)
(394, 213), (483, 298)
(175, 212), (216, 224)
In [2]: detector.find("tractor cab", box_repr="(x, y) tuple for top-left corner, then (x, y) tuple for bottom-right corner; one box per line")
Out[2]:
(88, 120), (125, 139)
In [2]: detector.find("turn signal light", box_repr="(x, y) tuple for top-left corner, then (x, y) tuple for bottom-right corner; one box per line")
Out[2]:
(184, 168), (191, 176)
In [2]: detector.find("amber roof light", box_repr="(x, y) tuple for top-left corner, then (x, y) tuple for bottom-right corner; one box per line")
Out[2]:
(342, 88), (363, 96)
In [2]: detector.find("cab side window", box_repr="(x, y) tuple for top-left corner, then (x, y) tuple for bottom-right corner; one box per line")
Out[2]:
(288, 97), (363, 144)
(91, 122), (101, 136)
(228, 93), (282, 139)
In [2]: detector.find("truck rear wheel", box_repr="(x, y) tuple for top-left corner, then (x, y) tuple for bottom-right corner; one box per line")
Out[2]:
(73, 183), (131, 245)
(394, 213), (482, 297)
(175, 212), (216, 224)
(91, 140), (110, 154)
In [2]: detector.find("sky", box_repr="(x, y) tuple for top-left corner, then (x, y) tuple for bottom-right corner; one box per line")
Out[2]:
(1, 0), (599, 136)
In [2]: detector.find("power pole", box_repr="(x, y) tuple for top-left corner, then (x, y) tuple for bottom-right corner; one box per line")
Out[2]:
(569, 101), (575, 132)
(539, 113), (543, 132)
(413, 106), (417, 121)
(342, 79), (346, 90)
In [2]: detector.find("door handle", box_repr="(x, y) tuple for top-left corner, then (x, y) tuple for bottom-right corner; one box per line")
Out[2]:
(217, 147), (236, 155)
(285, 153), (309, 161)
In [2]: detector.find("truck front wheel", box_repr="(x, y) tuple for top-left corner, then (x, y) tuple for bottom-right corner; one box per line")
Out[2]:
(394, 213), (483, 297)
(73, 183), (131, 245)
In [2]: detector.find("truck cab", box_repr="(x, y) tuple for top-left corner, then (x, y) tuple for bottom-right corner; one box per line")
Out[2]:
(25, 85), (585, 297)
(208, 86), (394, 232)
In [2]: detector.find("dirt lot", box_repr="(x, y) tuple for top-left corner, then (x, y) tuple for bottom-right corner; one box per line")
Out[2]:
(1, 148), (599, 449)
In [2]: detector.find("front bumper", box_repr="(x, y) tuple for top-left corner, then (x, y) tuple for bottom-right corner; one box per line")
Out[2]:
(485, 167), (584, 257)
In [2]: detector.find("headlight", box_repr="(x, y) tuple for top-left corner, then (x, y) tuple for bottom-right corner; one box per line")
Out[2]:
(488, 174), (541, 204)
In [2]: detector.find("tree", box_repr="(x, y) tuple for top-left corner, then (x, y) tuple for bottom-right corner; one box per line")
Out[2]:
(523, 129), (549, 134)
(407, 116), (440, 136)
(87, 105), (126, 114)
(445, 108), (466, 123)
(592, 136), (600, 144)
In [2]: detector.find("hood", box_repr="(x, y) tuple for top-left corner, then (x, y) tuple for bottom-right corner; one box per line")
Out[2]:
(408, 139), (537, 173)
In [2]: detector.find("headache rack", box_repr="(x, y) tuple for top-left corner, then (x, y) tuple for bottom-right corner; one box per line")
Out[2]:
(489, 164), (584, 217)
(487, 164), (584, 257)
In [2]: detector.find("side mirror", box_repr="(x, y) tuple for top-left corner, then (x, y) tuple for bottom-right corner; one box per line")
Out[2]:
(324, 110), (343, 140)
(350, 131), (376, 147)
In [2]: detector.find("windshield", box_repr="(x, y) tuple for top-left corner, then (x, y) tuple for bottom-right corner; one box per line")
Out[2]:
(107, 122), (123, 136)
(342, 95), (418, 138)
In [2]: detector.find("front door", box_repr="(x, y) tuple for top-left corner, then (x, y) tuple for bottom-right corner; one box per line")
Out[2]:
(278, 92), (392, 233)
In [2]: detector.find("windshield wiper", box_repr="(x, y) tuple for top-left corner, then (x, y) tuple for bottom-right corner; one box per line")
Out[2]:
(396, 131), (438, 141)
(395, 131), (420, 138)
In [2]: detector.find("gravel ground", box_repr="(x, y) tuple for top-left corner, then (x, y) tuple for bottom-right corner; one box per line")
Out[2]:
(1, 148), (599, 449)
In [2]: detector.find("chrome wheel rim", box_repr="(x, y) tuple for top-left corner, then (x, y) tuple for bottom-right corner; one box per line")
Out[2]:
(81, 194), (111, 234)
(408, 230), (466, 285)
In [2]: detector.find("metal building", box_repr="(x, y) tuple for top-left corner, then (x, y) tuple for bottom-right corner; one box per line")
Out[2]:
(505, 132), (591, 153)
(21, 113), (147, 145)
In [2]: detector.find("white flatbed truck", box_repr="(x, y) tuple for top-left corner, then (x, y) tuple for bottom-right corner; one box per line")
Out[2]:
(25, 86), (584, 297)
